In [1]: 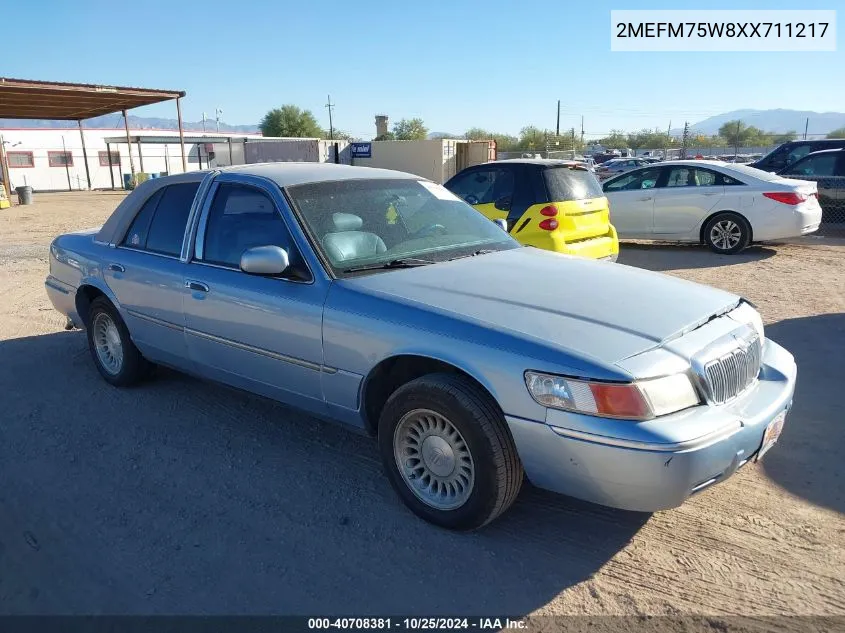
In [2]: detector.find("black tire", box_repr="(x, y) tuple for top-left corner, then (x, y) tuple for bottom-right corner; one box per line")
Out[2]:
(86, 296), (150, 387)
(378, 373), (523, 530)
(703, 212), (751, 254)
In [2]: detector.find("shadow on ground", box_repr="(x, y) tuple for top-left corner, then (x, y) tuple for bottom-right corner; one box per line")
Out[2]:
(0, 331), (647, 615)
(760, 313), (845, 516)
(618, 242), (776, 272)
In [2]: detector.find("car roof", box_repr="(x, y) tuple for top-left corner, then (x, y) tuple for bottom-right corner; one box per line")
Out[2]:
(801, 147), (845, 157)
(489, 158), (584, 166)
(218, 162), (423, 187)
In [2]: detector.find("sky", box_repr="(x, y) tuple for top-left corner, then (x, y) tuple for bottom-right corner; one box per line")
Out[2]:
(3, 0), (842, 139)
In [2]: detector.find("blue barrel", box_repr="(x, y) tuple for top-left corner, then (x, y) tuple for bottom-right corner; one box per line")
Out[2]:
(123, 173), (133, 190)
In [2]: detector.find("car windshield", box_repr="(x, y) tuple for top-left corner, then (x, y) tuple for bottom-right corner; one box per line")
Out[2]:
(544, 166), (604, 200)
(286, 178), (519, 274)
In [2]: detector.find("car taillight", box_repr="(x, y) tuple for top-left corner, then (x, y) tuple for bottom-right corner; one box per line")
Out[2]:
(540, 205), (558, 217)
(538, 218), (558, 230)
(763, 191), (808, 205)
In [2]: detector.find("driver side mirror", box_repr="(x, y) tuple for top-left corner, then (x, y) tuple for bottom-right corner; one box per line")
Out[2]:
(494, 196), (512, 211)
(493, 219), (508, 231)
(240, 245), (289, 275)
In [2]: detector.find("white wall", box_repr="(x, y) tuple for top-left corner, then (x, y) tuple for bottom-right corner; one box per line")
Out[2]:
(352, 140), (448, 182)
(0, 128), (261, 192)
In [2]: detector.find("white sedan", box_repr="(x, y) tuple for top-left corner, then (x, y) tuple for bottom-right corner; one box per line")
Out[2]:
(602, 160), (822, 254)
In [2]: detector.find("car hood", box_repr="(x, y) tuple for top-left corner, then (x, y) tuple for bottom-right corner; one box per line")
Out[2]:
(343, 248), (740, 368)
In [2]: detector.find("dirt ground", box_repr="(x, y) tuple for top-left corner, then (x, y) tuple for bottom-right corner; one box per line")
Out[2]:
(0, 191), (843, 618)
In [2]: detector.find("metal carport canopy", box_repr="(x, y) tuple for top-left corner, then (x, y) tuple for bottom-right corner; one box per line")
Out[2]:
(0, 77), (189, 192)
(0, 77), (184, 120)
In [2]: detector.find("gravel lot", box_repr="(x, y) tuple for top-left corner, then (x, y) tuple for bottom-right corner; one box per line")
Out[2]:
(1, 192), (843, 617)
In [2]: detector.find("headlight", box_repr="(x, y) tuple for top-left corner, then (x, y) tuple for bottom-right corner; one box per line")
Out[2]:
(524, 371), (701, 420)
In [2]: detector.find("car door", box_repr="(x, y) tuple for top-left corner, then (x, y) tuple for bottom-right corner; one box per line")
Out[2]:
(652, 166), (724, 235)
(105, 181), (200, 369)
(183, 174), (327, 411)
(444, 166), (515, 222)
(602, 167), (661, 237)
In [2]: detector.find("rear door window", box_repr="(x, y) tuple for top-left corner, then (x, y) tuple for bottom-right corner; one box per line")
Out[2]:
(145, 182), (201, 256)
(789, 153), (839, 177)
(543, 167), (603, 200)
(122, 188), (165, 248)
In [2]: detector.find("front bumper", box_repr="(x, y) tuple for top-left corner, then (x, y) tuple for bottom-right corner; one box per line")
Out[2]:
(507, 338), (796, 512)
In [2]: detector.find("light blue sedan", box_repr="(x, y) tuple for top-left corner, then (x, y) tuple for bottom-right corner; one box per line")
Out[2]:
(45, 163), (796, 530)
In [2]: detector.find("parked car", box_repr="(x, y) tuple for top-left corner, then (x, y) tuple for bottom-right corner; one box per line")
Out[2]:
(595, 157), (650, 180)
(751, 138), (845, 172)
(777, 148), (845, 225)
(46, 164), (796, 530)
(444, 159), (619, 261)
(603, 160), (822, 253)
(640, 157), (663, 164)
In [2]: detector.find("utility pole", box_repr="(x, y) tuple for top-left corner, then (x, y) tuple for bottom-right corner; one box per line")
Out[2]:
(681, 121), (690, 159)
(556, 100), (561, 137)
(804, 117), (809, 140)
(734, 120), (741, 157)
(325, 95), (335, 140)
(61, 136), (71, 191)
(571, 127), (575, 149)
(215, 108), (223, 133)
(580, 115), (584, 146)
(202, 112), (207, 133)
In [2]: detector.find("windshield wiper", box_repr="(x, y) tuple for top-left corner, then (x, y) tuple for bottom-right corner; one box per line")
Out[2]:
(342, 258), (436, 273)
(448, 249), (496, 261)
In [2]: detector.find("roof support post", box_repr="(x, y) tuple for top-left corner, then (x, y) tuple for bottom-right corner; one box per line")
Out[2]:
(122, 109), (136, 184)
(77, 120), (91, 190)
(176, 97), (187, 172)
(137, 140), (144, 173)
(106, 142), (115, 190)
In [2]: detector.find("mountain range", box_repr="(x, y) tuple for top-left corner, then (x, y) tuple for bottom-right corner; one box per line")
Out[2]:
(677, 109), (845, 136)
(2, 109), (844, 138)
(0, 113), (259, 134)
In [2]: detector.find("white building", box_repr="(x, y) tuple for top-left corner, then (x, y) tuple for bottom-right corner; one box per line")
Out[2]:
(1, 127), (261, 192)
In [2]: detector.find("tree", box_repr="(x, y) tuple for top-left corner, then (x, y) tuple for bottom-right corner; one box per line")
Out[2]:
(392, 118), (428, 140)
(597, 129), (628, 149)
(374, 132), (395, 141)
(260, 105), (323, 138)
(464, 127), (492, 140)
(718, 120), (758, 149)
(322, 129), (352, 141)
(826, 127), (845, 139)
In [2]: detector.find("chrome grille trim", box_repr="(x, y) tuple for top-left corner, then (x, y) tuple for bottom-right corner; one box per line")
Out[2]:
(691, 327), (762, 406)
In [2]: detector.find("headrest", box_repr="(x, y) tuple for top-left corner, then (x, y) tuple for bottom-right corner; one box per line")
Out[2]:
(332, 213), (363, 231)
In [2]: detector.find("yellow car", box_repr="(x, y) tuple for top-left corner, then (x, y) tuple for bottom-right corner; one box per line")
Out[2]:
(444, 159), (619, 260)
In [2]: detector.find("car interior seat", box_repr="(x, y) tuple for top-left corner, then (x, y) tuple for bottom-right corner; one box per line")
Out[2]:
(321, 213), (387, 264)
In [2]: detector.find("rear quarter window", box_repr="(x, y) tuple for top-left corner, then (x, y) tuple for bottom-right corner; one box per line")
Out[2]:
(543, 167), (604, 201)
(144, 182), (200, 256)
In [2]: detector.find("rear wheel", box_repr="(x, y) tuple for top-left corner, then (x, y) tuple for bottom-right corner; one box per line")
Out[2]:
(86, 297), (150, 386)
(378, 373), (523, 530)
(704, 212), (751, 254)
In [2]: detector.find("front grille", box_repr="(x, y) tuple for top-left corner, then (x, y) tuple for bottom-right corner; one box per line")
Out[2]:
(701, 335), (762, 405)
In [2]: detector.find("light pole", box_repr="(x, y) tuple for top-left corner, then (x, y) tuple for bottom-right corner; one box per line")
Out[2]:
(325, 95), (335, 140)
(215, 108), (223, 133)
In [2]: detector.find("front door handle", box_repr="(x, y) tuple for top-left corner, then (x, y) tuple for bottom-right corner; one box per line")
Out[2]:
(702, 192), (720, 196)
(638, 196), (653, 201)
(186, 280), (209, 293)
(107, 263), (125, 273)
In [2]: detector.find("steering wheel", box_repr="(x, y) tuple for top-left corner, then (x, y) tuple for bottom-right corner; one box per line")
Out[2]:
(410, 223), (448, 239)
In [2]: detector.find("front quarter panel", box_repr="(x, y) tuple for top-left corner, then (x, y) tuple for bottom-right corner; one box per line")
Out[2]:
(321, 280), (625, 424)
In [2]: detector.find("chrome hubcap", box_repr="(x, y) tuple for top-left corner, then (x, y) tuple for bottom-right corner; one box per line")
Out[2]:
(710, 220), (742, 250)
(393, 409), (475, 511)
(93, 312), (123, 375)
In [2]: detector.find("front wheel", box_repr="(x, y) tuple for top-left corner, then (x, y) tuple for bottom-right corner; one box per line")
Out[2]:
(378, 373), (523, 530)
(704, 213), (750, 254)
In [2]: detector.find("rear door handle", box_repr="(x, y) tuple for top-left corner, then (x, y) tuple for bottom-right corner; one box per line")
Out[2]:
(107, 263), (125, 273)
(186, 280), (209, 293)
(702, 192), (720, 196)
(638, 196), (653, 201)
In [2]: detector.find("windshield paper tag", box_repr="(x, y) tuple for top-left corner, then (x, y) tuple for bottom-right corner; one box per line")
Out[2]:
(418, 180), (459, 201)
